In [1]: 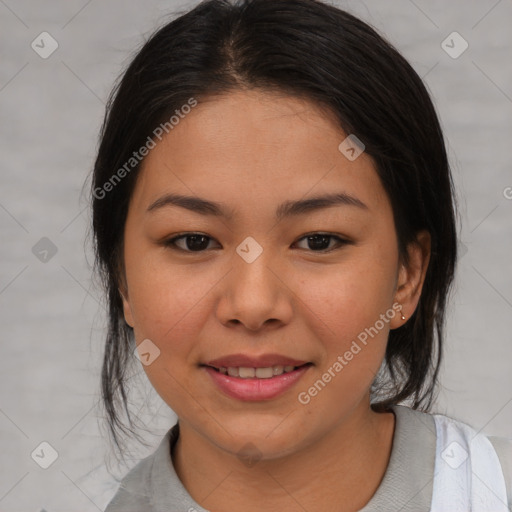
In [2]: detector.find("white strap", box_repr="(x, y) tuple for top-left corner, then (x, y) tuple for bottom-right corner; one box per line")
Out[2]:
(430, 414), (509, 511)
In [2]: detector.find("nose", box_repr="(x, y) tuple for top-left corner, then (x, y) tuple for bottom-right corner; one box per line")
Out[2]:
(215, 246), (294, 332)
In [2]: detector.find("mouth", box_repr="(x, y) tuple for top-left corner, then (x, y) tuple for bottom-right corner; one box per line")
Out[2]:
(200, 355), (313, 401)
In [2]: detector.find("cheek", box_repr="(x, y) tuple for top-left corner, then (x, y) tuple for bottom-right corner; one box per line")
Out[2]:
(295, 272), (393, 414)
(124, 258), (212, 412)
(299, 254), (397, 340)
(127, 262), (208, 348)
(293, 250), (397, 405)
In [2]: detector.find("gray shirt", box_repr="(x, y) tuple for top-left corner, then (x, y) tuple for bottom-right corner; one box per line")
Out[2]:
(105, 404), (512, 511)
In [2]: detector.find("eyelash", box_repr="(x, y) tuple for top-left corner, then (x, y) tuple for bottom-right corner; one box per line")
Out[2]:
(162, 232), (351, 253)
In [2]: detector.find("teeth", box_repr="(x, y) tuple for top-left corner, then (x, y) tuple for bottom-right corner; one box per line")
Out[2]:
(273, 365), (284, 375)
(255, 367), (273, 378)
(218, 365), (298, 379)
(227, 367), (239, 377)
(239, 367), (255, 378)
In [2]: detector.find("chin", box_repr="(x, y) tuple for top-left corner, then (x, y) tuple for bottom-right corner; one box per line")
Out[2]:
(204, 416), (308, 459)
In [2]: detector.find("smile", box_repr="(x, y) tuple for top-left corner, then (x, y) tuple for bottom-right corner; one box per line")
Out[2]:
(201, 362), (313, 401)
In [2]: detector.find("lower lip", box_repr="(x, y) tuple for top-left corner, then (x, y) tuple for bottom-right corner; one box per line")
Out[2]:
(202, 365), (312, 401)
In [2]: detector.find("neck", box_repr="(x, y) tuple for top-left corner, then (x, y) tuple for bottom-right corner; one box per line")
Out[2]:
(172, 401), (395, 512)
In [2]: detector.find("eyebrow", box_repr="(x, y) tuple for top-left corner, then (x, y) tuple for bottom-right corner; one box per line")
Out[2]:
(146, 192), (368, 220)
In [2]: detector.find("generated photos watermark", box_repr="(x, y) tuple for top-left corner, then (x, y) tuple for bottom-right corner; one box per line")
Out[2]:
(297, 302), (403, 405)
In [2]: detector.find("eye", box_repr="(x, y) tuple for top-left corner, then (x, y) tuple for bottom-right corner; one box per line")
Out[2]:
(164, 233), (220, 252)
(293, 233), (349, 252)
(163, 232), (350, 253)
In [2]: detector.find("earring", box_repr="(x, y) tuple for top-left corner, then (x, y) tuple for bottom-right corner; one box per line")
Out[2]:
(399, 304), (406, 321)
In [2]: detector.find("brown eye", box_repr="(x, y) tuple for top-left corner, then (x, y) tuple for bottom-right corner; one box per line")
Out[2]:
(294, 233), (349, 252)
(164, 233), (219, 252)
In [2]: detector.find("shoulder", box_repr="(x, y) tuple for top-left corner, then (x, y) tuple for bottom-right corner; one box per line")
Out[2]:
(488, 435), (512, 505)
(430, 408), (511, 467)
(387, 405), (511, 510)
(429, 408), (512, 510)
(393, 404), (511, 468)
(104, 429), (175, 512)
(390, 403), (437, 443)
(103, 452), (156, 511)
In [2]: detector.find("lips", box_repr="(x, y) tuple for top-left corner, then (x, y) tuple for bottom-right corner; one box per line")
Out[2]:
(200, 353), (313, 401)
(202, 363), (312, 401)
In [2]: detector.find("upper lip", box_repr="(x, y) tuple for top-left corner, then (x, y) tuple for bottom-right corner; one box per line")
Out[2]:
(203, 353), (310, 369)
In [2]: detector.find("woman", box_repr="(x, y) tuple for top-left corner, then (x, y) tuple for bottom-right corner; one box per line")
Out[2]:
(90, 0), (512, 510)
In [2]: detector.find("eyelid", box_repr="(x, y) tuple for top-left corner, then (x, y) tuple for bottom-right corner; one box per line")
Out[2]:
(163, 231), (351, 253)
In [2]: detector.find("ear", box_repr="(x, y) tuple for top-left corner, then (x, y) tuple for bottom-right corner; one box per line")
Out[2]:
(118, 279), (135, 328)
(391, 230), (431, 329)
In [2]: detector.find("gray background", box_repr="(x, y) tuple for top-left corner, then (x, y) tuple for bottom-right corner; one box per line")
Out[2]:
(1, 0), (511, 510)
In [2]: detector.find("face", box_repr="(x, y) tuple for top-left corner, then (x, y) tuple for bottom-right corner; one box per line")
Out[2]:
(120, 89), (429, 459)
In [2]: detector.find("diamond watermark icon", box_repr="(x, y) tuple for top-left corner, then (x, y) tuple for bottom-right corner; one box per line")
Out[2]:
(441, 32), (468, 59)
(32, 237), (58, 263)
(338, 134), (365, 161)
(237, 442), (262, 468)
(31, 32), (59, 59)
(441, 441), (468, 469)
(134, 338), (161, 366)
(31, 441), (59, 469)
(236, 236), (263, 264)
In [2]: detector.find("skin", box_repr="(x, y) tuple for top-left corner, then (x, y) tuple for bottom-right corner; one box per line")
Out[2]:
(120, 89), (431, 512)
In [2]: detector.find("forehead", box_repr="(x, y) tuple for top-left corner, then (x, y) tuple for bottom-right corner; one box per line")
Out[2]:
(130, 89), (390, 217)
